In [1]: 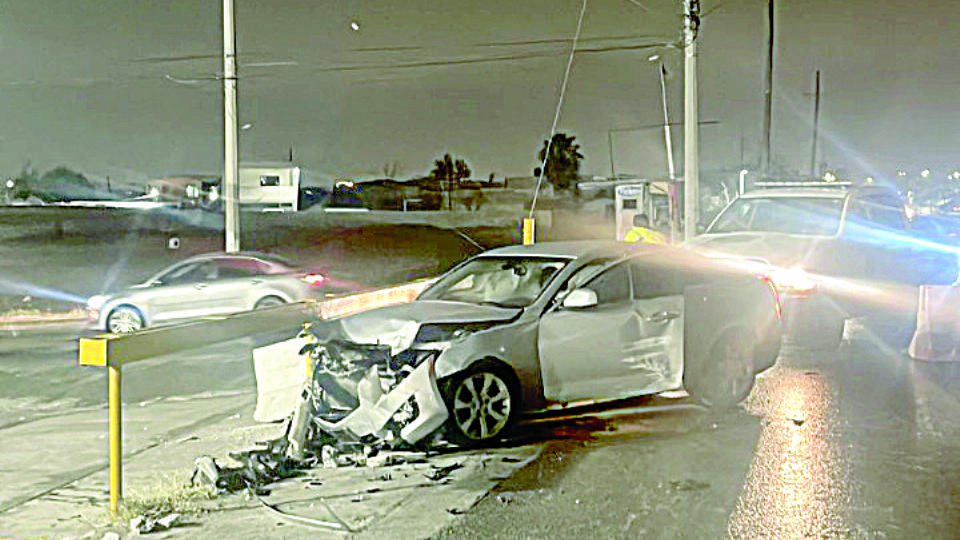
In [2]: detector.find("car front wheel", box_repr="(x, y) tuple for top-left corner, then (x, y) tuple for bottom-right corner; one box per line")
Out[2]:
(442, 363), (519, 446)
(106, 305), (144, 334)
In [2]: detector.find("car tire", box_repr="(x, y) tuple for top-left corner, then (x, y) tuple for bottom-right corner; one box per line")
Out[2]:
(689, 329), (756, 409)
(106, 305), (144, 334)
(441, 361), (520, 447)
(254, 296), (285, 309)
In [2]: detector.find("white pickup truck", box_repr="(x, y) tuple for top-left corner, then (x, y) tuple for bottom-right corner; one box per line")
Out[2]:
(685, 182), (959, 350)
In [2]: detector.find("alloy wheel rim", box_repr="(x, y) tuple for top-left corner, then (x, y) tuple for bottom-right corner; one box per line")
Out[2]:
(109, 309), (141, 333)
(452, 372), (511, 441)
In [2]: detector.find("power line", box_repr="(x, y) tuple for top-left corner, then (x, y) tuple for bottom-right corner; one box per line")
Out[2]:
(529, 0), (590, 219)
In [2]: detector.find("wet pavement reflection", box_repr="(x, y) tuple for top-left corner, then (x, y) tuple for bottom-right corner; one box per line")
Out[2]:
(729, 322), (960, 539)
(729, 360), (851, 538)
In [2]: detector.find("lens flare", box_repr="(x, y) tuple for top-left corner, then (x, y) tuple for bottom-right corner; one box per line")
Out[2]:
(0, 276), (87, 304)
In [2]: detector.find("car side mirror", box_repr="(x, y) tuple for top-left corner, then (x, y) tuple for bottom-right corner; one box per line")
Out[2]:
(563, 288), (598, 309)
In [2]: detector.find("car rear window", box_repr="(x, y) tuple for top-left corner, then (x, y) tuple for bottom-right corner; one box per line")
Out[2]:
(249, 254), (301, 274)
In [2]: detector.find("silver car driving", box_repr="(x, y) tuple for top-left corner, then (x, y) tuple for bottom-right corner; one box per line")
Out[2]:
(301, 241), (782, 447)
(86, 251), (326, 333)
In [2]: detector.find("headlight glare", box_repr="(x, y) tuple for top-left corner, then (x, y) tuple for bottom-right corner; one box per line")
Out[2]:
(767, 267), (817, 296)
(86, 295), (109, 310)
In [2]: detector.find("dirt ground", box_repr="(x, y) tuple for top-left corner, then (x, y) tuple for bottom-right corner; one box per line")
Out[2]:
(0, 209), (519, 316)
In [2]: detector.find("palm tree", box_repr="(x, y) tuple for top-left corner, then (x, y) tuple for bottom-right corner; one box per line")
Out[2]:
(431, 153), (471, 210)
(537, 133), (583, 192)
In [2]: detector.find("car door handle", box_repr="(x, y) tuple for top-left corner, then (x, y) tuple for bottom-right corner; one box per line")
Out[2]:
(250, 279), (262, 285)
(646, 310), (680, 323)
(194, 283), (207, 290)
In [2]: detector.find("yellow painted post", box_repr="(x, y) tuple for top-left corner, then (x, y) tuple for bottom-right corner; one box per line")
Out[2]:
(522, 217), (535, 245)
(108, 361), (122, 516)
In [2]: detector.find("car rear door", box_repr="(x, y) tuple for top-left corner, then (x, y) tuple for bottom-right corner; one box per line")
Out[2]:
(682, 275), (771, 380)
(196, 257), (261, 314)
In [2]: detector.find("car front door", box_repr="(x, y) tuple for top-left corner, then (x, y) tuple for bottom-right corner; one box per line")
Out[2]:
(146, 260), (219, 323)
(537, 259), (683, 403)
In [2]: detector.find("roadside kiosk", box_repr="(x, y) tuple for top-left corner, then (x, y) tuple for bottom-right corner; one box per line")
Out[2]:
(614, 182), (673, 240)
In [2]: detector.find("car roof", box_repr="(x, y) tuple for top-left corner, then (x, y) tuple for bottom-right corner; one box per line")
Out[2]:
(738, 185), (899, 200)
(181, 251), (297, 267)
(738, 187), (849, 199)
(477, 240), (662, 260)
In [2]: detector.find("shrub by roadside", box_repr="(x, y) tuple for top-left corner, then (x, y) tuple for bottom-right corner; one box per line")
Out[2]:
(0, 295), (84, 321)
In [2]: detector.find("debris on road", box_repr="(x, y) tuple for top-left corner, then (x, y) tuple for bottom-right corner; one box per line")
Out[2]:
(129, 510), (181, 534)
(180, 325), (542, 534)
(426, 461), (465, 481)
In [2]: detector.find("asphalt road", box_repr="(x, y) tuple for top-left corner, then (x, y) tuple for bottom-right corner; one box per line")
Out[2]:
(431, 322), (960, 540)
(5, 320), (960, 538)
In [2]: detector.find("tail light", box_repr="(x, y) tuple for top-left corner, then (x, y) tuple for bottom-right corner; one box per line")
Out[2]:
(766, 266), (817, 298)
(301, 273), (326, 286)
(760, 276), (783, 319)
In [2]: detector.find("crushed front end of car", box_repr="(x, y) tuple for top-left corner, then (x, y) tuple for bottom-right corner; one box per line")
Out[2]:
(294, 333), (450, 450)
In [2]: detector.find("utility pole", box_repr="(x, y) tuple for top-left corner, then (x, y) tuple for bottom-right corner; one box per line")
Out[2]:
(223, 0), (240, 253)
(760, 0), (774, 177)
(809, 70), (821, 178)
(683, 0), (700, 240)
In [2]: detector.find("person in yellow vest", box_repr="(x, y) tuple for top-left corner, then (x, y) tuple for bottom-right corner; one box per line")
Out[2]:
(623, 213), (667, 244)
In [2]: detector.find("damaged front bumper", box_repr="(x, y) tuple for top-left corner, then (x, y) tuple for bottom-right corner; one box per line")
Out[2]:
(300, 339), (451, 446)
(313, 355), (449, 444)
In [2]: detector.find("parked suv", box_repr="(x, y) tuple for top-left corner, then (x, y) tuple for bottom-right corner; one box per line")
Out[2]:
(685, 181), (958, 349)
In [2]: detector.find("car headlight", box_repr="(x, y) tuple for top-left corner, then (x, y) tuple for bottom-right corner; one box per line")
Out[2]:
(86, 295), (109, 311)
(415, 324), (469, 345)
(414, 322), (497, 350)
(767, 267), (817, 296)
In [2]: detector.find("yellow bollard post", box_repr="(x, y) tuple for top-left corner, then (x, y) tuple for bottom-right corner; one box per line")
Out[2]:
(522, 217), (535, 245)
(108, 361), (122, 517)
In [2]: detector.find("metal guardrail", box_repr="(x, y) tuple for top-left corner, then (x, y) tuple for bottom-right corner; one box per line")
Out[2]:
(77, 279), (433, 515)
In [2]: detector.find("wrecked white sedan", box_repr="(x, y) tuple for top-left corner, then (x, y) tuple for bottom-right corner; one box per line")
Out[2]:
(299, 241), (782, 447)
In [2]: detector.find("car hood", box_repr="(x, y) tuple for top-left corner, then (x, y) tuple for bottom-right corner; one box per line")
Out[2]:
(685, 232), (829, 268)
(314, 300), (521, 355)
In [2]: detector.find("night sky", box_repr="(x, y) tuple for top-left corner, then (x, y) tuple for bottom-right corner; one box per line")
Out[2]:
(0, 0), (957, 186)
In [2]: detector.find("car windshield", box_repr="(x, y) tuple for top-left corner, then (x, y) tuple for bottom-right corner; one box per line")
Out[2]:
(419, 256), (571, 308)
(708, 196), (845, 236)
